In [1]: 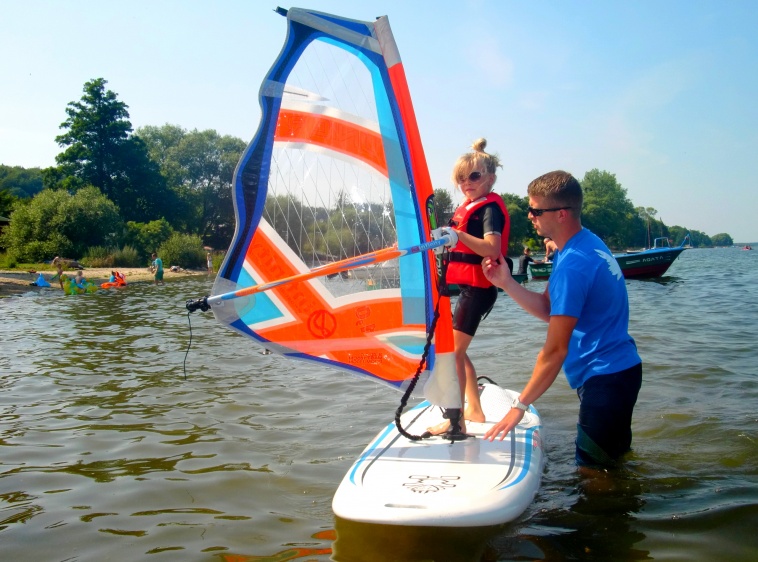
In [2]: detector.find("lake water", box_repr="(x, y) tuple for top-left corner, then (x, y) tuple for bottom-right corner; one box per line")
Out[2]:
(1, 247), (757, 561)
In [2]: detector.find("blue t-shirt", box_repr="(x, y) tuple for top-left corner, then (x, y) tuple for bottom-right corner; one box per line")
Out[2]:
(153, 257), (163, 272)
(549, 228), (640, 388)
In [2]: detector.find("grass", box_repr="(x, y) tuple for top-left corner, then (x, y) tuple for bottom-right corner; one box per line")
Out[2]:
(0, 253), (55, 271)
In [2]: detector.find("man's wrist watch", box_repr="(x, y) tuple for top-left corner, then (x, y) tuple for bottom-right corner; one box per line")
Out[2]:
(511, 397), (529, 412)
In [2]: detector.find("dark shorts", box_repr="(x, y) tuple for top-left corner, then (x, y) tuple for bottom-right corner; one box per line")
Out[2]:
(155, 270), (164, 281)
(575, 362), (642, 467)
(452, 285), (498, 336)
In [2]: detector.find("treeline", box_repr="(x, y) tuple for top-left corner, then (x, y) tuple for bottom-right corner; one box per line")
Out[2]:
(0, 77), (733, 269)
(0, 78), (245, 268)
(436, 174), (731, 253)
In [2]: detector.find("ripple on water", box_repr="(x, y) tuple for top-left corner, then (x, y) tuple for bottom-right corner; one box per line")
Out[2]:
(1, 253), (758, 560)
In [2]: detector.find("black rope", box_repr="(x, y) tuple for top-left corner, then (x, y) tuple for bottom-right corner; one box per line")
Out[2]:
(393, 248), (465, 442)
(393, 296), (441, 441)
(183, 310), (192, 381)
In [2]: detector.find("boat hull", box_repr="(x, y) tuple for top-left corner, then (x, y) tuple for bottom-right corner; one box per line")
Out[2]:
(529, 247), (686, 280)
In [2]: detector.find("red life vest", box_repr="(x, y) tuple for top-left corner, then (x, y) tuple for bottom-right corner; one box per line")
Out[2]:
(114, 271), (126, 285)
(446, 193), (510, 288)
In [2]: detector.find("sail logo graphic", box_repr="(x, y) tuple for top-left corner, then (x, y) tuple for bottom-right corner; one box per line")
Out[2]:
(403, 475), (460, 494)
(307, 310), (336, 338)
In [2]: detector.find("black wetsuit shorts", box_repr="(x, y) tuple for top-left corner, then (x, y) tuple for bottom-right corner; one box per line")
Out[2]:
(452, 284), (498, 337)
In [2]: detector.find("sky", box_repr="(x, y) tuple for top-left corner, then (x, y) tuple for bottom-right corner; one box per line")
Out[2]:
(2, 0), (757, 242)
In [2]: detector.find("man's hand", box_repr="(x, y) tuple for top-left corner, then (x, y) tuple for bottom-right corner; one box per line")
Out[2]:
(483, 408), (525, 441)
(483, 254), (512, 289)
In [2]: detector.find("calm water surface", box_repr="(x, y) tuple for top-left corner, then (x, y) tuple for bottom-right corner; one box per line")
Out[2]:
(1, 247), (757, 561)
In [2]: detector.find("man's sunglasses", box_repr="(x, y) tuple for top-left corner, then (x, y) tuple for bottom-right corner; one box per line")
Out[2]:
(459, 171), (484, 183)
(527, 206), (571, 217)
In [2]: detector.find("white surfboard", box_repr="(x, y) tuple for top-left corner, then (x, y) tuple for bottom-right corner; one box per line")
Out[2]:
(332, 383), (545, 527)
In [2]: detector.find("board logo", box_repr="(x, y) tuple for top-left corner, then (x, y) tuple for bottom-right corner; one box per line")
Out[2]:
(532, 429), (542, 451)
(307, 309), (336, 338)
(403, 475), (460, 494)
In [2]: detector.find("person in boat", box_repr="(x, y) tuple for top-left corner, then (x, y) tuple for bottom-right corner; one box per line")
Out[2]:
(482, 170), (642, 469)
(430, 138), (510, 435)
(150, 252), (164, 285)
(517, 247), (543, 275)
(544, 237), (558, 261)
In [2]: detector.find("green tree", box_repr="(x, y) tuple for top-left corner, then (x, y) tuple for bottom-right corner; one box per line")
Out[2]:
(1, 186), (122, 261)
(158, 232), (205, 268)
(51, 78), (173, 222)
(0, 188), (18, 219)
(0, 165), (43, 198)
(124, 218), (174, 258)
(711, 233), (733, 247)
(499, 192), (532, 256)
(433, 188), (454, 227)
(137, 125), (245, 246)
(580, 169), (637, 249)
(55, 78), (131, 193)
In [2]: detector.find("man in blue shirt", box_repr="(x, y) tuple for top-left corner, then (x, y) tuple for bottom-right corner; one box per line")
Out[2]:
(483, 170), (642, 468)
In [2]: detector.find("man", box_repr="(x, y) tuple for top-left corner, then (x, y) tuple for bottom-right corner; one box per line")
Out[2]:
(482, 170), (642, 468)
(517, 247), (542, 275)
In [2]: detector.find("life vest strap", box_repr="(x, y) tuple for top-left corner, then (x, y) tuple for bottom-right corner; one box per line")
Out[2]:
(449, 252), (483, 265)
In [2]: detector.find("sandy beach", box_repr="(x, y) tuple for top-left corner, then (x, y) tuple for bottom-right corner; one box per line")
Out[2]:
(0, 267), (208, 298)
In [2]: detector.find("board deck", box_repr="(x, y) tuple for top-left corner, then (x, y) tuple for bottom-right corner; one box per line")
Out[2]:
(332, 383), (545, 527)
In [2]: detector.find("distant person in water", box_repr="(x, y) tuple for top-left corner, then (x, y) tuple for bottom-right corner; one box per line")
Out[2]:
(429, 138), (510, 436)
(517, 247), (543, 275)
(483, 170), (642, 470)
(73, 270), (87, 288)
(206, 252), (214, 274)
(51, 258), (65, 289)
(150, 253), (164, 285)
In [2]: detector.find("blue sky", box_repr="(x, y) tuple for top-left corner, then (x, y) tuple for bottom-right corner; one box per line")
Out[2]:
(2, 0), (756, 242)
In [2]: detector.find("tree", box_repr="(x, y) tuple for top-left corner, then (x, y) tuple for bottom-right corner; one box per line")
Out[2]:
(124, 218), (174, 259)
(580, 169), (637, 249)
(1, 186), (122, 261)
(499, 192), (532, 256)
(0, 188), (17, 219)
(711, 233), (733, 247)
(137, 125), (245, 247)
(0, 165), (43, 198)
(433, 188), (454, 227)
(51, 78), (174, 223)
(55, 78), (131, 194)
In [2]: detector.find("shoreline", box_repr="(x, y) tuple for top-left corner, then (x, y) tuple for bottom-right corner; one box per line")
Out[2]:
(0, 267), (210, 298)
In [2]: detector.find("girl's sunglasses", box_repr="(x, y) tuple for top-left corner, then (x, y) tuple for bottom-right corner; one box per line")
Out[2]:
(459, 171), (484, 183)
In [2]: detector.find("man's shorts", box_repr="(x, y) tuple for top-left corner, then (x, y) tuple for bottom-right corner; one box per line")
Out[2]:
(452, 285), (498, 336)
(155, 270), (164, 281)
(575, 362), (643, 467)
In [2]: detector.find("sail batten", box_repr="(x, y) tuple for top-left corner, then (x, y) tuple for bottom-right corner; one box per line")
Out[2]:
(212, 8), (460, 406)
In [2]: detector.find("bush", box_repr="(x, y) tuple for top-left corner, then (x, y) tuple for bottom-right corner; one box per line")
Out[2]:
(158, 233), (205, 269)
(112, 245), (142, 267)
(1, 186), (122, 262)
(124, 219), (173, 259)
(82, 246), (113, 268)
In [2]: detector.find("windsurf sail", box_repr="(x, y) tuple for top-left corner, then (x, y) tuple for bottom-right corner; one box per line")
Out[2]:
(209, 7), (459, 408)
